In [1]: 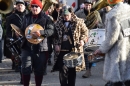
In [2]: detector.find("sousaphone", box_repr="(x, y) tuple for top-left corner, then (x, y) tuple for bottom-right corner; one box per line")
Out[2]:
(0, 0), (13, 14)
(85, 0), (109, 29)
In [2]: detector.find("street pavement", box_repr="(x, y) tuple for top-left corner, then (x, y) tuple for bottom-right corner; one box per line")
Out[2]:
(0, 56), (106, 86)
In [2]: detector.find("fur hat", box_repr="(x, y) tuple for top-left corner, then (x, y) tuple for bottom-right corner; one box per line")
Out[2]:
(107, 0), (122, 5)
(30, 0), (43, 9)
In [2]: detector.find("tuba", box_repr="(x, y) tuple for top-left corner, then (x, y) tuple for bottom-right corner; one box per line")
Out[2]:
(85, 0), (109, 29)
(92, 0), (109, 11)
(41, 0), (58, 12)
(0, 0), (14, 14)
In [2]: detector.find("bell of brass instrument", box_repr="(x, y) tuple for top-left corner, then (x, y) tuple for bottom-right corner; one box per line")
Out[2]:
(85, 0), (109, 29)
(41, 0), (58, 12)
(92, 0), (109, 11)
(0, 0), (14, 14)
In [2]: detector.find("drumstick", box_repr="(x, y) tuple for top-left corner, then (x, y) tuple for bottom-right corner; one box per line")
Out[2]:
(70, 51), (105, 56)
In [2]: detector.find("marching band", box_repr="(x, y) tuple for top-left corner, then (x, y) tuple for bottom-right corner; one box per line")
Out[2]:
(0, 0), (130, 86)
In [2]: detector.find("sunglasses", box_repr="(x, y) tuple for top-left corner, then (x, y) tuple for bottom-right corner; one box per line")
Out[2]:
(31, 5), (39, 8)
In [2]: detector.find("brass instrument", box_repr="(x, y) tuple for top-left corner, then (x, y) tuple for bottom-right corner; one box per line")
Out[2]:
(0, 0), (14, 14)
(92, 0), (109, 11)
(85, 0), (109, 29)
(41, 0), (58, 11)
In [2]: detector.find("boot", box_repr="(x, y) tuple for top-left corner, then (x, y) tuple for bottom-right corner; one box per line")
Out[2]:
(48, 58), (52, 65)
(113, 82), (123, 86)
(20, 77), (23, 84)
(43, 64), (47, 75)
(12, 61), (15, 70)
(11, 56), (15, 70)
(20, 71), (23, 84)
(125, 80), (130, 86)
(15, 65), (20, 72)
(35, 75), (43, 86)
(22, 75), (30, 86)
(105, 81), (113, 86)
(82, 69), (91, 78)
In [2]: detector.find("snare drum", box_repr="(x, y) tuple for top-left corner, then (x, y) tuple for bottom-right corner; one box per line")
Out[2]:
(63, 52), (82, 68)
(6, 37), (23, 57)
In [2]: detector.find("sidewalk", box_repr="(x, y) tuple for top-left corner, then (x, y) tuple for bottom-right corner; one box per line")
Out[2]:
(0, 58), (106, 86)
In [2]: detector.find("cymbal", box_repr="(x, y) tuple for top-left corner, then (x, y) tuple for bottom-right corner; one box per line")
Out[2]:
(10, 24), (24, 36)
(25, 24), (44, 44)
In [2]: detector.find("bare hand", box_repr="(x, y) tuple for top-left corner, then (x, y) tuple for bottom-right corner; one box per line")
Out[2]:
(94, 49), (102, 56)
(79, 40), (84, 46)
(32, 31), (41, 39)
(32, 33), (38, 39)
(15, 32), (20, 37)
(55, 45), (60, 52)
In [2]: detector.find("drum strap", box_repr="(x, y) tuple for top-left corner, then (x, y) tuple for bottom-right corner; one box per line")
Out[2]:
(63, 22), (74, 48)
(68, 35), (72, 44)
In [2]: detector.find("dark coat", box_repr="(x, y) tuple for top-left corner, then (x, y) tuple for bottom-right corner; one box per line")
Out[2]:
(21, 11), (54, 53)
(4, 10), (26, 58)
(6, 10), (26, 38)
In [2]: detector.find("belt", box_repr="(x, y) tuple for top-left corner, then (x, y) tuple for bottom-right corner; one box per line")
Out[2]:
(60, 49), (69, 51)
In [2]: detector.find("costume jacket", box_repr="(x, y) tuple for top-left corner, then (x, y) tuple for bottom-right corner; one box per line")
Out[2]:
(52, 13), (88, 71)
(99, 2), (130, 82)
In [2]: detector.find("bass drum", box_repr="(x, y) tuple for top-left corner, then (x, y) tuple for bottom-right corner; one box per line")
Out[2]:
(84, 28), (105, 51)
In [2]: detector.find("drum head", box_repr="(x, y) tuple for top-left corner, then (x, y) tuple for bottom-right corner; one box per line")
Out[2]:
(63, 52), (82, 68)
(25, 24), (44, 44)
(10, 24), (24, 36)
(63, 53), (79, 60)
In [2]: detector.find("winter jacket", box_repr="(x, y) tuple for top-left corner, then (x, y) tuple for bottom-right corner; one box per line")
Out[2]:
(21, 11), (54, 52)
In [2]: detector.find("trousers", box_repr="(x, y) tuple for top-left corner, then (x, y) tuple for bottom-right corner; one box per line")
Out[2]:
(57, 51), (76, 86)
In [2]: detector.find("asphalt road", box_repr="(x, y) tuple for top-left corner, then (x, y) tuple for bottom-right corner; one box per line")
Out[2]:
(0, 57), (106, 86)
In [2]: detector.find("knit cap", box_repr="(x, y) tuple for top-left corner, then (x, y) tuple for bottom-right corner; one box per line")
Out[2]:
(30, 0), (43, 9)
